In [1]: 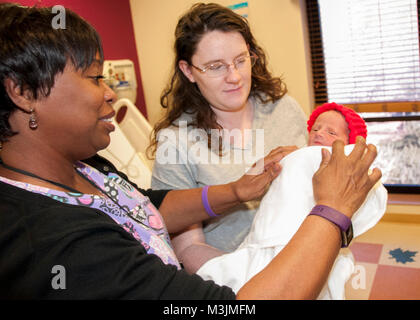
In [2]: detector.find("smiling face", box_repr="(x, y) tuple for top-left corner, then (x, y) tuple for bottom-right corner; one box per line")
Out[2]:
(179, 30), (252, 113)
(308, 110), (350, 146)
(31, 56), (117, 160)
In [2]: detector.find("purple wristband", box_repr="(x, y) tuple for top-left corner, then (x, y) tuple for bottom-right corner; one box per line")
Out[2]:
(201, 185), (219, 218)
(308, 205), (351, 231)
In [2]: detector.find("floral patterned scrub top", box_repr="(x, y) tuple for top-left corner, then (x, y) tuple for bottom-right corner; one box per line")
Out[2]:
(0, 162), (181, 269)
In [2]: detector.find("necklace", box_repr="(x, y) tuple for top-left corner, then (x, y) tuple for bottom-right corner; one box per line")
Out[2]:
(0, 159), (149, 226)
(0, 159), (82, 193)
(74, 169), (150, 226)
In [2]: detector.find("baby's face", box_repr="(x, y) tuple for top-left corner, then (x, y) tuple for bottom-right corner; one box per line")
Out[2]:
(308, 110), (350, 146)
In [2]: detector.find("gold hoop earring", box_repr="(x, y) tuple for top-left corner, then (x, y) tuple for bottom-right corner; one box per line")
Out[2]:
(29, 108), (38, 130)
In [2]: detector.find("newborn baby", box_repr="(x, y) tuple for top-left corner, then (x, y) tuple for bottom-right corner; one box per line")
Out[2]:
(197, 103), (387, 299)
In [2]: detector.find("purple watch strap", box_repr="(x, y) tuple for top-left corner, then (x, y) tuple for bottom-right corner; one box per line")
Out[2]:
(308, 205), (351, 231)
(202, 185), (219, 218)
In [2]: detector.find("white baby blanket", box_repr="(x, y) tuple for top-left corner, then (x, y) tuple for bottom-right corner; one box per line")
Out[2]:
(197, 145), (388, 299)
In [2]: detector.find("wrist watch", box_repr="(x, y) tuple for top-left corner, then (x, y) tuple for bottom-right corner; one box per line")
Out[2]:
(309, 205), (353, 248)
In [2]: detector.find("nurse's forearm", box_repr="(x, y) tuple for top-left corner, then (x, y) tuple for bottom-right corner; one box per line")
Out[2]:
(159, 150), (283, 233)
(159, 183), (240, 234)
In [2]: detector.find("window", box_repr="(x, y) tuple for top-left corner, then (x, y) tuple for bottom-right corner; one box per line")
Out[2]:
(363, 112), (420, 193)
(306, 0), (420, 193)
(307, 0), (419, 109)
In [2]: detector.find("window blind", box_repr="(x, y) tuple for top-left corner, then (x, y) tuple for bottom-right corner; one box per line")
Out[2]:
(306, 0), (328, 104)
(306, 0), (420, 107)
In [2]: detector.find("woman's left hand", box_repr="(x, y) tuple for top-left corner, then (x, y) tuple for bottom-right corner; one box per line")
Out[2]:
(230, 145), (298, 202)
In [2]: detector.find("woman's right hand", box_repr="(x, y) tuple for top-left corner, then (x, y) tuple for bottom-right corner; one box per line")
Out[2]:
(312, 136), (382, 217)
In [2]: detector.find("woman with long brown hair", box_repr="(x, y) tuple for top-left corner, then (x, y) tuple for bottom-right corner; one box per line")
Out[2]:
(150, 3), (308, 272)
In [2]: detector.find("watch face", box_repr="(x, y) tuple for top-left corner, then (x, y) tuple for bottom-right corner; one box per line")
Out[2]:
(341, 224), (354, 248)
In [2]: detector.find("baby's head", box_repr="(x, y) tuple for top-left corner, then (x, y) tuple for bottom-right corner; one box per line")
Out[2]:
(307, 103), (367, 146)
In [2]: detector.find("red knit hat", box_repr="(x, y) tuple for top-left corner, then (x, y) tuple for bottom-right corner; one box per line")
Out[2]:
(307, 102), (367, 144)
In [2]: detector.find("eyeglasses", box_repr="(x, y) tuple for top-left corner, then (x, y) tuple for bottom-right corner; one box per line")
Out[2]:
(191, 53), (258, 78)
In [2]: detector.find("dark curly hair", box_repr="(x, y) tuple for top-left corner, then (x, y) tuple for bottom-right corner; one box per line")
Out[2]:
(0, 3), (103, 142)
(148, 2), (287, 158)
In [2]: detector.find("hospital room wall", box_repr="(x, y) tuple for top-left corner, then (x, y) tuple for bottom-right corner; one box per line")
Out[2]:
(0, 0), (148, 118)
(129, 0), (313, 126)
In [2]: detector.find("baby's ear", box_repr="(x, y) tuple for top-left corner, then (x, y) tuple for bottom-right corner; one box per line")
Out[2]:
(4, 78), (34, 112)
